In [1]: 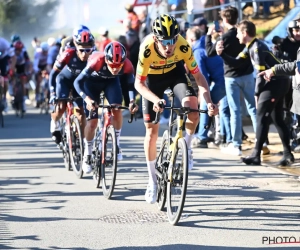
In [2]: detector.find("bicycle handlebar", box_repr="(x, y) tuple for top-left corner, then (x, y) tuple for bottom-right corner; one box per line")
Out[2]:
(86, 102), (136, 123)
(153, 103), (214, 129)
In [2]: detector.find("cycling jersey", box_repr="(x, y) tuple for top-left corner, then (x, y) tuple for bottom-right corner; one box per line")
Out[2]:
(136, 34), (199, 81)
(15, 50), (30, 74)
(49, 47), (88, 93)
(33, 50), (48, 73)
(74, 51), (135, 119)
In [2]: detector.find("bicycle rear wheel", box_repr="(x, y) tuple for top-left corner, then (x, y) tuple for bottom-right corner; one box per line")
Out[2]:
(101, 125), (117, 199)
(156, 130), (169, 211)
(167, 138), (188, 225)
(69, 115), (83, 178)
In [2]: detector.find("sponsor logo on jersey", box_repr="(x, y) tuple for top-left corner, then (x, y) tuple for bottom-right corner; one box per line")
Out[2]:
(191, 61), (197, 67)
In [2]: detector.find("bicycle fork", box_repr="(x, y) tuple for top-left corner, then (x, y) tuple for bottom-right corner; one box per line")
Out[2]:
(168, 115), (184, 182)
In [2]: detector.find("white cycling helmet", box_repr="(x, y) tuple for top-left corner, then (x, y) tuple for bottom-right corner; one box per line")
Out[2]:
(40, 42), (49, 51)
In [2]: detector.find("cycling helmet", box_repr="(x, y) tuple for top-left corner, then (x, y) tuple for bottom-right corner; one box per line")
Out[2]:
(73, 25), (94, 46)
(40, 42), (49, 51)
(104, 41), (127, 64)
(13, 41), (24, 50)
(287, 20), (299, 38)
(11, 34), (21, 43)
(152, 14), (180, 40)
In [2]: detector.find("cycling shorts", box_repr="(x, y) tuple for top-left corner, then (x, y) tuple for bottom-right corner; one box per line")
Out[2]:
(142, 62), (196, 123)
(83, 77), (122, 119)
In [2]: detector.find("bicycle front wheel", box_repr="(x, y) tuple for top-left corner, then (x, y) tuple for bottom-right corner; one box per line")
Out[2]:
(101, 125), (117, 199)
(69, 115), (83, 179)
(60, 115), (71, 171)
(156, 130), (169, 211)
(167, 137), (188, 225)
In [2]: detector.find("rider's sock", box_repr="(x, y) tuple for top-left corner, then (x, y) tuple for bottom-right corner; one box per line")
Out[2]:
(146, 160), (156, 187)
(184, 131), (193, 149)
(115, 129), (121, 146)
(84, 138), (93, 155)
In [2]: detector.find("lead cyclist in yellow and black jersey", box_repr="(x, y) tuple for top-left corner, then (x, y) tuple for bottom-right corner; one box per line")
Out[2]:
(134, 14), (218, 204)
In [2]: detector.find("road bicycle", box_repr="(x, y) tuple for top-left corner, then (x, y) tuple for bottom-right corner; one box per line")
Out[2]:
(154, 89), (213, 225)
(89, 92), (135, 199)
(54, 96), (84, 178)
(11, 74), (26, 118)
(40, 77), (50, 114)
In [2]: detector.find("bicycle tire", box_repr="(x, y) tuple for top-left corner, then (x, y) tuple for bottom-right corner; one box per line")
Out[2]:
(156, 130), (168, 211)
(68, 115), (84, 179)
(93, 127), (102, 188)
(101, 125), (117, 199)
(167, 137), (188, 225)
(60, 116), (71, 171)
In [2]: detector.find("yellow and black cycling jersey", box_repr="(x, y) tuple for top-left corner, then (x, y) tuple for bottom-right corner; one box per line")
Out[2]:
(136, 34), (199, 81)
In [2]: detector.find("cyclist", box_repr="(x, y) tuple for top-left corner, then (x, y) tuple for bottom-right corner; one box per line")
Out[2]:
(74, 41), (138, 174)
(12, 41), (32, 112)
(33, 42), (49, 107)
(59, 25), (90, 54)
(49, 26), (95, 145)
(0, 37), (16, 111)
(134, 14), (217, 204)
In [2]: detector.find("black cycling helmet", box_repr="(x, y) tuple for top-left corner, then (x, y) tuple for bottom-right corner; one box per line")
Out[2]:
(287, 20), (298, 38)
(152, 14), (180, 40)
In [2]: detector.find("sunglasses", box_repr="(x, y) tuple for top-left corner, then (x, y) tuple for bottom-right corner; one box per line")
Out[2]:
(78, 48), (93, 53)
(107, 63), (124, 69)
(158, 36), (178, 46)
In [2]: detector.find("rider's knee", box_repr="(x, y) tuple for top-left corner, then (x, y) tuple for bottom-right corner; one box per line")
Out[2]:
(187, 112), (199, 122)
(86, 119), (98, 131)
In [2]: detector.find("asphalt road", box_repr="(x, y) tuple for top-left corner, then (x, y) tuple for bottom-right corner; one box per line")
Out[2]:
(1, 107), (300, 250)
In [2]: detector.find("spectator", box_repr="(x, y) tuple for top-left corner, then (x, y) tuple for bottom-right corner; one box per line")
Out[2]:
(190, 17), (208, 34)
(123, 4), (140, 34)
(186, 0), (207, 24)
(186, 27), (227, 148)
(96, 27), (111, 53)
(206, 6), (257, 156)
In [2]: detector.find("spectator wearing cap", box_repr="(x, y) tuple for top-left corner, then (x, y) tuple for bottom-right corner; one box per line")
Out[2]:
(191, 17), (208, 34)
(96, 27), (111, 53)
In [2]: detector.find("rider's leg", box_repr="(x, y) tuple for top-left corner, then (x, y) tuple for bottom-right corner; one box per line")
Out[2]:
(105, 77), (123, 150)
(173, 81), (198, 170)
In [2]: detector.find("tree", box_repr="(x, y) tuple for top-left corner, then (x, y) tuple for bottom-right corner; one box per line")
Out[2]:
(0, 0), (59, 41)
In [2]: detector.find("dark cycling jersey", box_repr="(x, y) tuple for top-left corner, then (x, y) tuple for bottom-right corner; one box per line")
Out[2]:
(15, 50), (30, 74)
(49, 47), (88, 92)
(74, 51), (135, 99)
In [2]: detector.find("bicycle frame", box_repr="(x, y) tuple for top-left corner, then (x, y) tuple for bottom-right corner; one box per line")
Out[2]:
(98, 96), (113, 165)
(166, 95), (185, 182)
